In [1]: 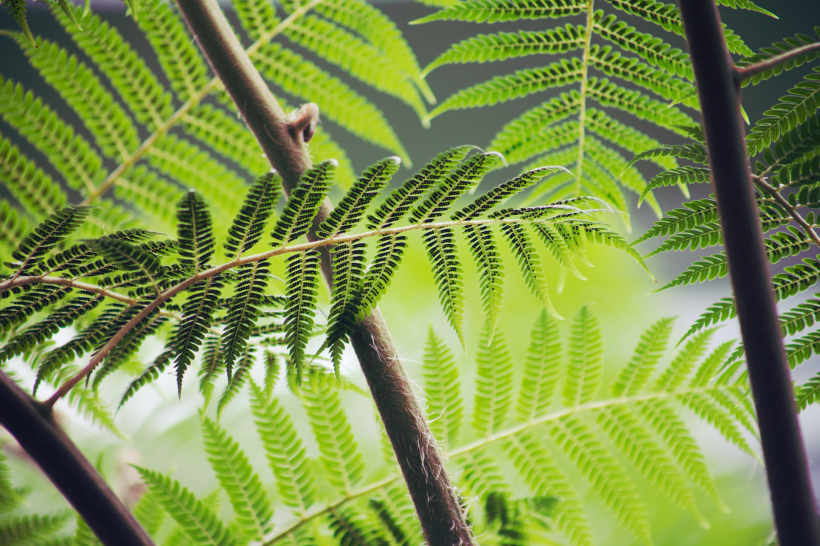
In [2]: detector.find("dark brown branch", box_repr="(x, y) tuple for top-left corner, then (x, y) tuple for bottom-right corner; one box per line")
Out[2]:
(737, 41), (820, 81)
(677, 2), (820, 545)
(0, 372), (154, 546)
(173, 0), (475, 543)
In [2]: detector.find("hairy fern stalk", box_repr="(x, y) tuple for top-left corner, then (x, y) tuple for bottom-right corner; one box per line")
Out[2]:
(635, 26), (820, 413)
(0, 303), (756, 545)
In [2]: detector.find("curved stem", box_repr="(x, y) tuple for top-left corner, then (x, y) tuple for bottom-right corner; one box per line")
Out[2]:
(753, 176), (820, 248)
(737, 41), (820, 82)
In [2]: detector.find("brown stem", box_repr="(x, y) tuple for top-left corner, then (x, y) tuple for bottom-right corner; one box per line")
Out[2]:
(677, 1), (820, 544)
(753, 176), (820, 248)
(0, 372), (154, 545)
(173, 0), (474, 542)
(737, 41), (820, 81)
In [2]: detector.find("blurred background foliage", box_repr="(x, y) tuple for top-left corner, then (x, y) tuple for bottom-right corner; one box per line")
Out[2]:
(0, 0), (819, 544)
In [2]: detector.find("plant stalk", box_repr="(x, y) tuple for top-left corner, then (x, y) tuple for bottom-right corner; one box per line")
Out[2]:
(0, 372), (155, 546)
(173, 0), (474, 542)
(677, 1), (820, 544)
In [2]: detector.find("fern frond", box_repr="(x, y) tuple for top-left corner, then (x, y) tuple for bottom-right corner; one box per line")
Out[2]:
(516, 309), (562, 421)
(738, 30), (820, 86)
(222, 260), (270, 379)
(119, 349), (172, 409)
(411, 0), (586, 24)
(249, 381), (317, 515)
(301, 373), (366, 494)
(93, 311), (167, 392)
(472, 324), (515, 437)
(0, 199), (29, 251)
(455, 165), (565, 220)
(502, 223), (560, 317)
(225, 173), (280, 258)
(196, 334), (223, 408)
(423, 228), (466, 346)
(115, 167), (179, 233)
(368, 145), (474, 229)
(0, 78), (105, 193)
(413, 152), (503, 223)
(136, 467), (238, 546)
(182, 104), (268, 175)
(271, 160), (336, 245)
(550, 416), (652, 545)
(644, 221), (722, 258)
(421, 326), (464, 449)
(562, 304), (603, 406)
(597, 405), (706, 525)
(716, 0), (776, 17)
(585, 109), (678, 170)
(634, 197), (718, 244)
(53, 364), (120, 434)
(779, 295), (820, 336)
(132, 489), (166, 538)
(640, 166), (712, 203)
(356, 234), (408, 318)
(0, 513), (70, 545)
(231, 0), (278, 40)
(133, 0), (210, 101)
(323, 242), (366, 374)
(283, 15), (428, 119)
(251, 43), (409, 162)
(425, 25), (585, 74)
(678, 392), (757, 457)
(655, 328), (715, 391)
(463, 225), (505, 338)
(429, 59), (583, 119)
(796, 371), (820, 412)
(0, 134), (67, 218)
(284, 251), (321, 378)
(200, 416), (273, 542)
(747, 67), (820, 156)
(613, 317), (675, 397)
(8, 205), (91, 275)
(785, 330), (820, 368)
(171, 276), (224, 394)
(757, 109), (820, 174)
(10, 33), (140, 160)
(54, 5), (173, 129)
(328, 504), (390, 546)
(318, 157), (400, 238)
(626, 143), (708, 171)
(584, 137), (654, 212)
(86, 236), (160, 289)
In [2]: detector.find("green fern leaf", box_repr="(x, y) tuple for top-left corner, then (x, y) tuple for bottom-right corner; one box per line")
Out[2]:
(301, 373), (366, 494)
(597, 405), (707, 525)
(757, 109), (820, 173)
(318, 156), (400, 238)
(8, 205), (91, 275)
(9, 33), (140, 161)
(0, 78), (105, 194)
(283, 16), (428, 120)
(796, 371), (820, 412)
(136, 467), (238, 546)
(500, 222), (559, 318)
(459, 450), (511, 501)
(424, 25), (585, 74)
(284, 251), (321, 378)
(249, 381), (317, 515)
(0, 513), (70, 545)
(422, 326), (465, 449)
(53, 364), (120, 434)
(197, 334), (223, 408)
(739, 30), (820, 86)
(516, 309), (562, 421)
(655, 328), (715, 391)
(551, 416), (652, 545)
(271, 160), (336, 245)
(86, 236), (161, 288)
(251, 43), (410, 163)
(0, 134), (67, 218)
(779, 295), (820, 336)
(119, 349), (172, 409)
(133, 0), (210, 101)
(324, 241), (367, 375)
(429, 59), (583, 119)
(224, 173), (280, 258)
(464, 225), (505, 338)
(455, 165), (564, 220)
(133, 489), (166, 538)
(356, 234), (408, 318)
(222, 260), (270, 379)
(423, 227), (466, 346)
(626, 143), (708, 171)
(0, 199), (29, 252)
(411, 0), (586, 24)
(473, 324), (516, 437)
(785, 330), (820, 368)
(115, 167), (179, 233)
(585, 137), (655, 213)
(200, 416), (273, 542)
(716, 0), (776, 17)
(585, 109), (679, 170)
(413, 152), (502, 223)
(93, 311), (167, 391)
(182, 104), (268, 175)
(328, 504), (390, 546)
(644, 221), (723, 258)
(633, 197), (718, 244)
(54, 5), (173, 129)
(368, 145), (473, 229)
(613, 317), (675, 396)
(640, 166), (712, 203)
(231, 0), (278, 40)
(562, 304), (603, 406)
(747, 67), (820, 156)
(679, 392), (757, 457)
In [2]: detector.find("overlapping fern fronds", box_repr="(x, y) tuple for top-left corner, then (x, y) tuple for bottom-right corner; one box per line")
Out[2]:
(0, 147), (650, 425)
(15, 307), (752, 546)
(0, 0), (433, 267)
(414, 0), (770, 227)
(633, 27), (820, 412)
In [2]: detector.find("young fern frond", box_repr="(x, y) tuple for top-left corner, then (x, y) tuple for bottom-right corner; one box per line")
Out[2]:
(472, 324), (516, 437)
(271, 161), (336, 245)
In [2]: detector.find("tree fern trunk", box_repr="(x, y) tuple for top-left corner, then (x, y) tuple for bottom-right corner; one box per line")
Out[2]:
(677, 1), (820, 544)
(173, 0), (475, 543)
(0, 372), (155, 546)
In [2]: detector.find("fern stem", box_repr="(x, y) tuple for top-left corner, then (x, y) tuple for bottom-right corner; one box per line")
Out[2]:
(0, 372), (155, 545)
(753, 176), (820, 248)
(0, 275), (140, 305)
(574, 0), (596, 195)
(79, 0), (324, 205)
(678, 1), (820, 544)
(737, 42), (820, 81)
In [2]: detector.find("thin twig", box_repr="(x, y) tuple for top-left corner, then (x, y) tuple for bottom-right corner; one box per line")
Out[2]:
(753, 176), (820, 247)
(0, 275), (137, 304)
(737, 42), (820, 82)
